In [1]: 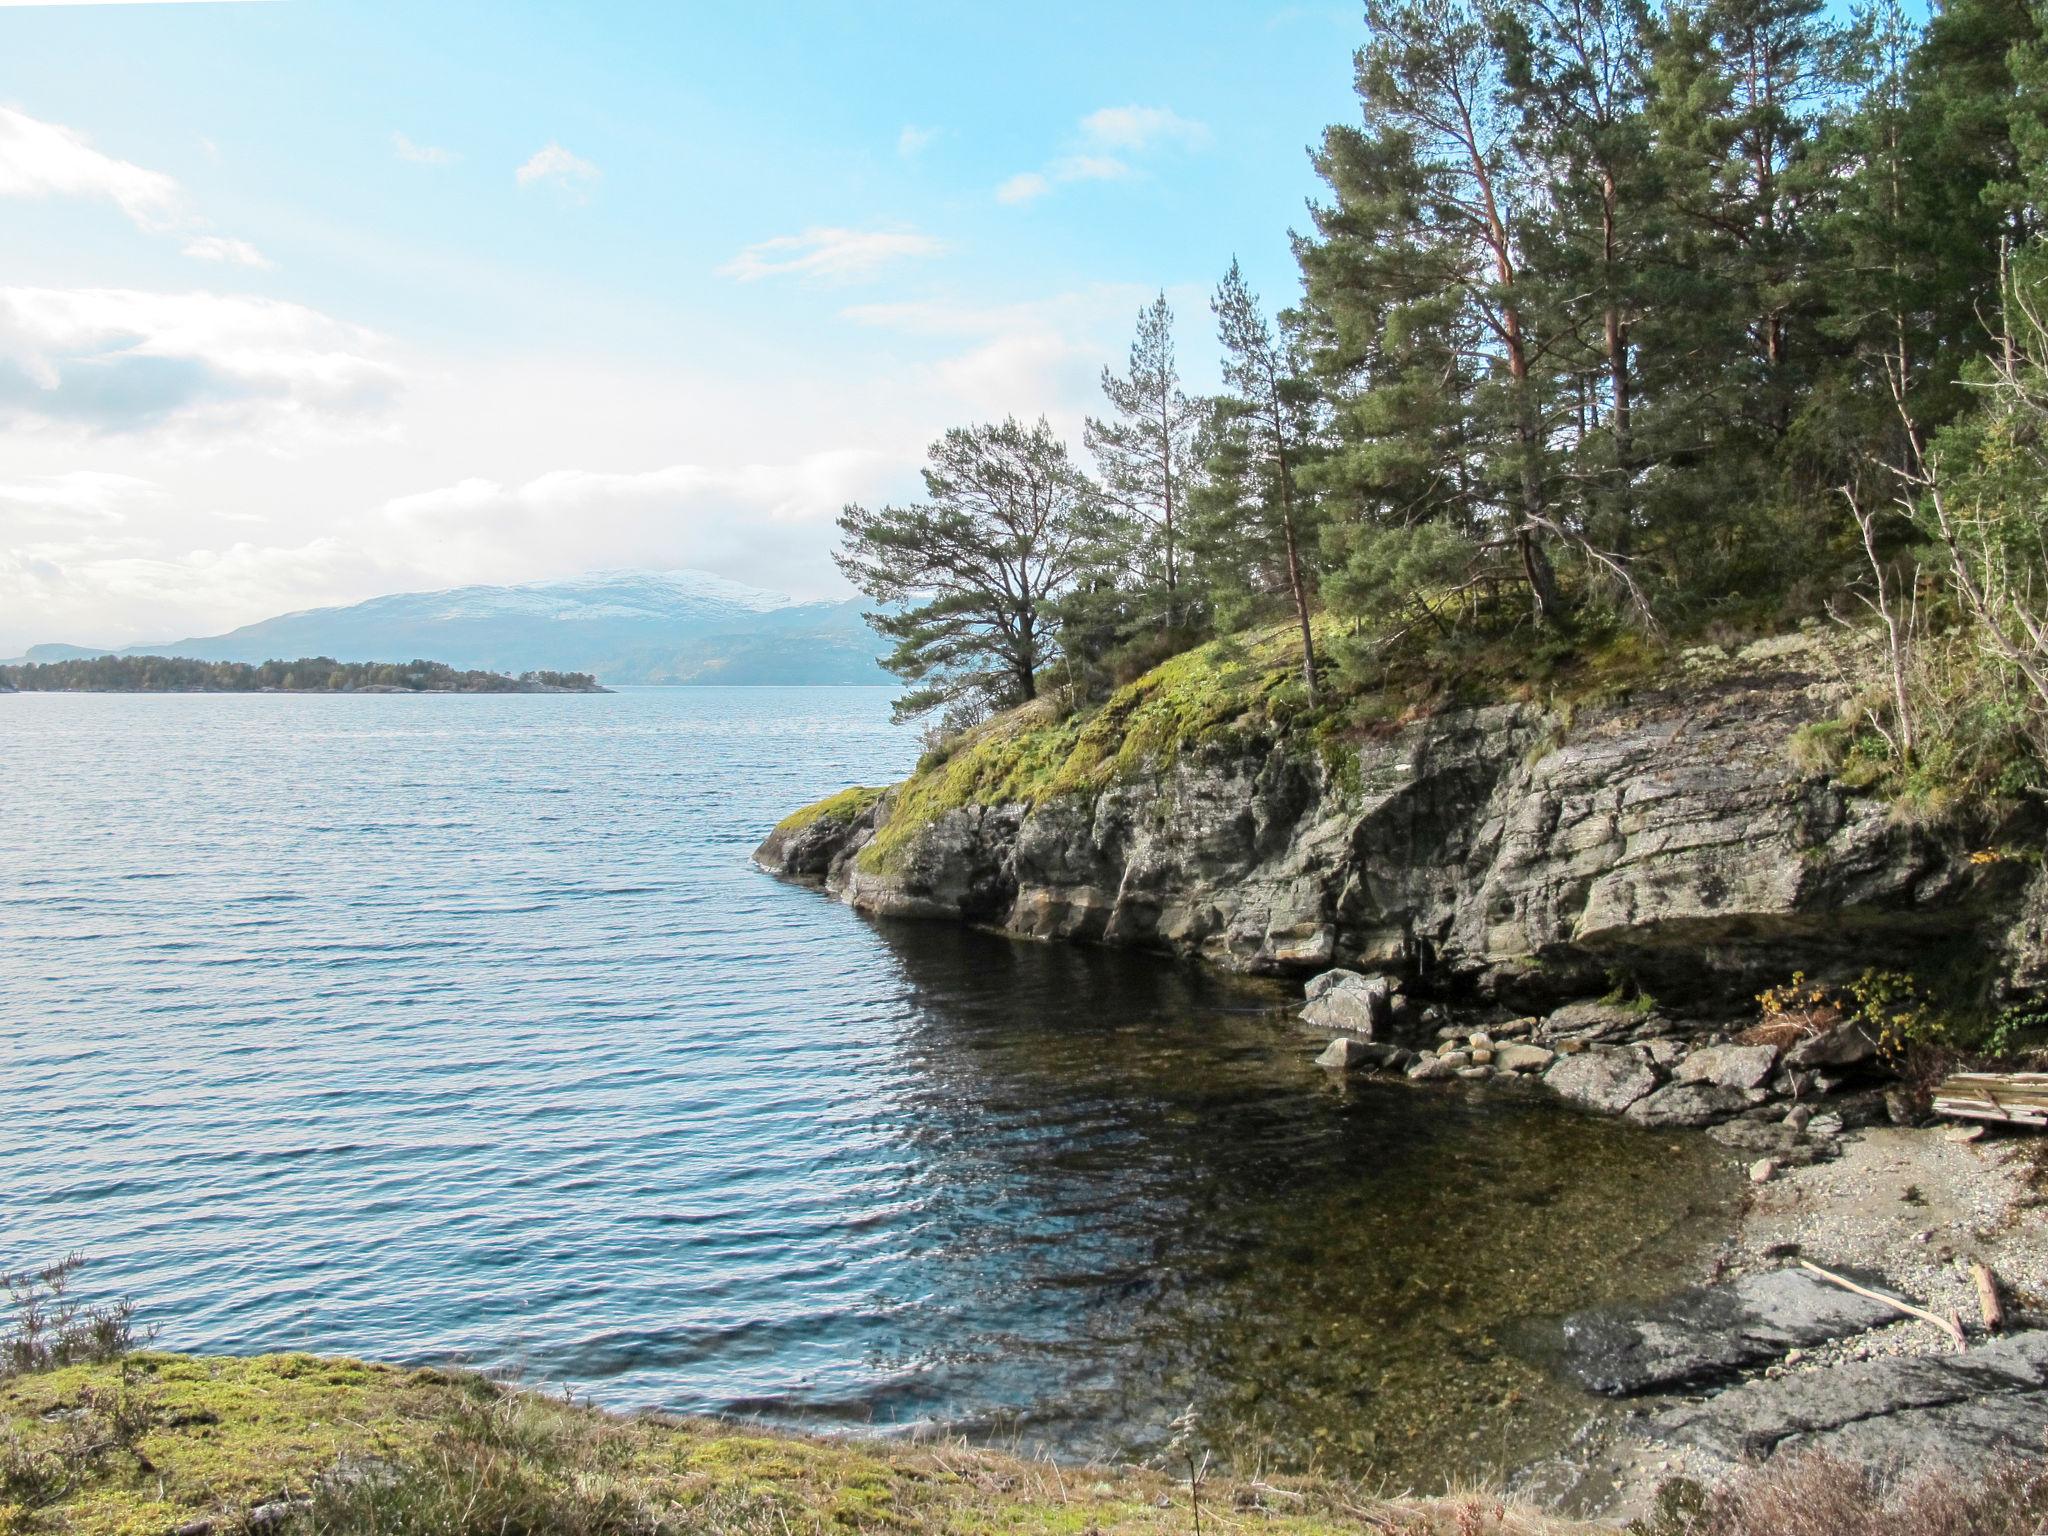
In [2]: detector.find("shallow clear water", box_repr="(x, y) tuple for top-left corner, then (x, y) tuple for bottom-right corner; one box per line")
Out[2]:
(1, 687), (1736, 1483)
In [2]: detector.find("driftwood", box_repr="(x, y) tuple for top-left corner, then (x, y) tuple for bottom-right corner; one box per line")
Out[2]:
(1932, 1071), (2048, 1129)
(1972, 1259), (2007, 1334)
(1797, 1259), (1968, 1349)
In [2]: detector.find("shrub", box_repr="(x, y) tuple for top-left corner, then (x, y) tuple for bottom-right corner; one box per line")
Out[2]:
(1, 1255), (141, 1380)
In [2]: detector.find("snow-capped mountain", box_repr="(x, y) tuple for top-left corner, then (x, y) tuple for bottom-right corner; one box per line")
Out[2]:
(15, 571), (888, 686)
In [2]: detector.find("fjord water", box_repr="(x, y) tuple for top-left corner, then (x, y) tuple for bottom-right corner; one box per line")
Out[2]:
(1, 688), (1735, 1481)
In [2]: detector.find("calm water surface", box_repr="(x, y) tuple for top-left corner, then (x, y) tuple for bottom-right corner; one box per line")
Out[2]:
(1, 687), (1736, 1482)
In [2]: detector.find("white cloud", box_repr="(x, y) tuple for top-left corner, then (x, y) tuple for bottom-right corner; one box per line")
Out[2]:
(1078, 105), (1210, 152)
(1, 107), (272, 266)
(0, 286), (404, 445)
(897, 124), (938, 157)
(0, 470), (162, 530)
(995, 172), (1050, 206)
(998, 104), (1206, 207)
(1048, 154), (1132, 184)
(842, 286), (1177, 431)
(0, 106), (181, 230)
(392, 131), (456, 166)
(378, 450), (902, 595)
(516, 142), (600, 194)
(718, 226), (948, 284)
(181, 233), (274, 269)
(0, 535), (385, 652)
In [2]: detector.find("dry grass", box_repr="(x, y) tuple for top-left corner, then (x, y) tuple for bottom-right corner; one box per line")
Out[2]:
(1655, 1453), (2048, 1536)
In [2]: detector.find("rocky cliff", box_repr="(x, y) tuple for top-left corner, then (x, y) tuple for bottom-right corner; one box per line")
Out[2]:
(757, 627), (2044, 1013)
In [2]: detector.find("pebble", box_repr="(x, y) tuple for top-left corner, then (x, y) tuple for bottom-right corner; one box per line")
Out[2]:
(1468, 1031), (1494, 1049)
(1750, 1158), (1779, 1184)
(1470, 1047), (1495, 1066)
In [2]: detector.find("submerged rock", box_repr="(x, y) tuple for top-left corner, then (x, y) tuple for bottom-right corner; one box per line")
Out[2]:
(1559, 1267), (1900, 1396)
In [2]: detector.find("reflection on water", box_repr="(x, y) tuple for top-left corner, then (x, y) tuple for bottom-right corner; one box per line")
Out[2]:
(0, 687), (1736, 1488)
(861, 923), (1736, 1477)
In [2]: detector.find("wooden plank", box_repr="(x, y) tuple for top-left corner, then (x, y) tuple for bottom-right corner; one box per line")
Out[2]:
(1932, 1071), (2048, 1128)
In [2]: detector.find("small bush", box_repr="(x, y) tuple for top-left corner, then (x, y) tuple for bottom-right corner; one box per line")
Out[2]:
(1, 1255), (141, 1380)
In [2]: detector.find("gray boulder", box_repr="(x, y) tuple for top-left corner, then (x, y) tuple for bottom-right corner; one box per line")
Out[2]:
(1301, 971), (1393, 1038)
(1495, 1043), (1557, 1073)
(1538, 1000), (1651, 1045)
(1544, 1050), (1660, 1115)
(1315, 1037), (1378, 1072)
(1560, 1267), (1901, 1396)
(1785, 1021), (1879, 1069)
(1626, 1081), (1763, 1128)
(1675, 1042), (1780, 1091)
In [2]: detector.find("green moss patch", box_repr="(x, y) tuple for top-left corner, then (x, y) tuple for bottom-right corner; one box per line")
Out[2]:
(858, 625), (1323, 876)
(772, 785), (889, 835)
(0, 1353), (1571, 1535)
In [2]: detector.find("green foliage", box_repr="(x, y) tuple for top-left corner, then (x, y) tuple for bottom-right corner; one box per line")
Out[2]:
(0, 657), (599, 694)
(837, 417), (1115, 724)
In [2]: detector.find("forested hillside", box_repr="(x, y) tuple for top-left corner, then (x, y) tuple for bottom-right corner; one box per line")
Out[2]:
(838, 0), (2048, 810)
(0, 656), (604, 694)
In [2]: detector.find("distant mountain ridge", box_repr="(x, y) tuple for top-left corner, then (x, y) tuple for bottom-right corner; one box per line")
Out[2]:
(13, 571), (891, 686)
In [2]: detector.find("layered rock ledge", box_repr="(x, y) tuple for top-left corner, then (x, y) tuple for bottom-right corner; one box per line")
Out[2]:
(758, 630), (2044, 1009)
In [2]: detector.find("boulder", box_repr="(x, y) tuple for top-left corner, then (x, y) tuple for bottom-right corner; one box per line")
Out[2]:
(1675, 1043), (1781, 1091)
(1300, 972), (1393, 1038)
(1626, 1081), (1763, 1128)
(1304, 967), (1368, 1003)
(1560, 1267), (1901, 1396)
(1785, 1021), (1879, 1070)
(1495, 1043), (1557, 1073)
(1538, 1000), (1649, 1045)
(1315, 1037), (1378, 1072)
(1545, 1050), (1660, 1115)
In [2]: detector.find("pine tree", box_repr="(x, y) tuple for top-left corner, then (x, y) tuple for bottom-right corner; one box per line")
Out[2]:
(836, 418), (1109, 725)
(1499, 0), (1654, 552)
(1085, 293), (1207, 631)
(1201, 260), (1325, 704)
(1299, 0), (1567, 624)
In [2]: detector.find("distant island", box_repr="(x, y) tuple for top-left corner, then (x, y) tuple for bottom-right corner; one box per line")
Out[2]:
(0, 655), (606, 694)
(8, 570), (890, 686)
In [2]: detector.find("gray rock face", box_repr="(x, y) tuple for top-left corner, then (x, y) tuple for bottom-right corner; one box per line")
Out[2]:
(1674, 1043), (1780, 1091)
(1544, 1051), (1660, 1115)
(757, 650), (2037, 1000)
(1560, 1268), (1901, 1396)
(1654, 1330), (2048, 1474)
(1626, 1081), (1765, 1128)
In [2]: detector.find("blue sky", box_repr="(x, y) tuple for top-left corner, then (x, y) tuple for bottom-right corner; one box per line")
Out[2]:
(0, 0), (1360, 651)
